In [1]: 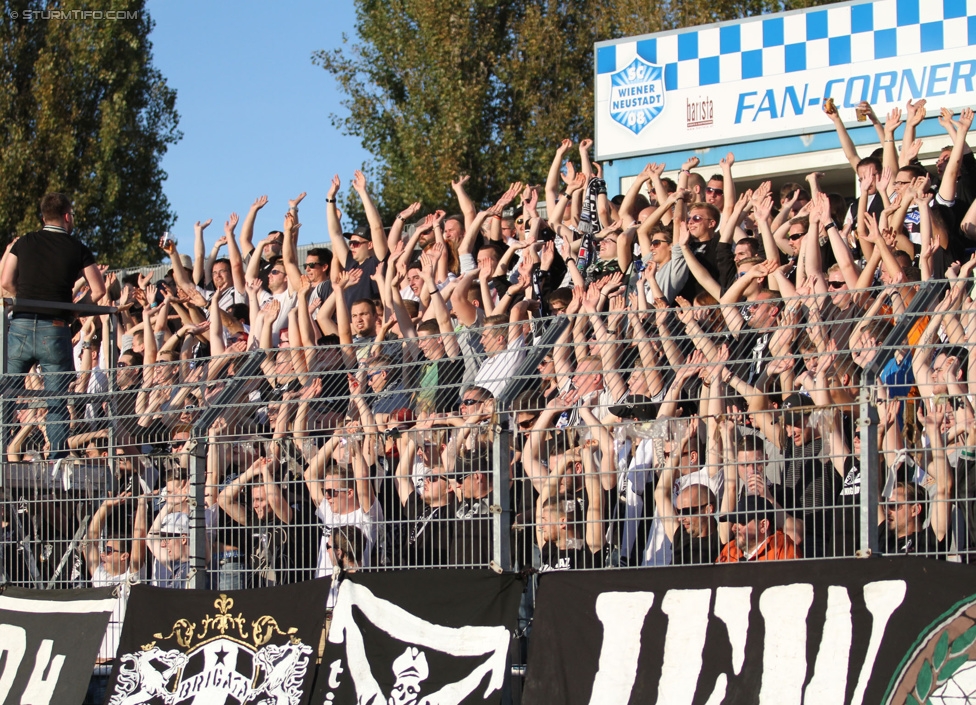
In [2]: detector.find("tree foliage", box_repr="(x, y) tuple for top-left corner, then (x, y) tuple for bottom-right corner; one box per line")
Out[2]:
(316, 0), (834, 219)
(0, 0), (181, 266)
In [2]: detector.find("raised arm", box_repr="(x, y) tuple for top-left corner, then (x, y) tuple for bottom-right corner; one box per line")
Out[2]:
(352, 170), (388, 261)
(192, 219), (210, 286)
(326, 175), (350, 265)
(450, 175), (477, 231)
(281, 207), (304, 293)
(939, 107), (974, 204)
(239, 195), (268, 261)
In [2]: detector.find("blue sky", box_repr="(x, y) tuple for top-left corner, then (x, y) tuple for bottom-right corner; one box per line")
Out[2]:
(146, 1), (370, 253)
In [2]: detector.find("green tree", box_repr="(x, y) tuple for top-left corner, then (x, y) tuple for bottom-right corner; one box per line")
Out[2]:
(316, 0), (833, 220)
(0, 0), (180, 266)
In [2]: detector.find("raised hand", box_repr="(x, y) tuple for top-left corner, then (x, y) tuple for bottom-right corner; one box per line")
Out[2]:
(884, 107), (903, 135)
(720, 152), (735, 168)
(288, 192), (307, 210)
(906, 98), (927, 127)
(261, 298), (281, 322)
(579, 138), (593, 153)
(224, 212), (240, 236)
(251, 195), (269, 211)
(556, 138), (573, 154)
(327, 175), (341, 200)
(451, 174), (470, 189)
(195, 218), (212, 231)
(681, 156), (700, 172)
(399, 201), (422, 221)
(352, 170), (368, 192)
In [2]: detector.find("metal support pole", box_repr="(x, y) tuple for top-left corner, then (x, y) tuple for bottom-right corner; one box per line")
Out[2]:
(492, 410), (512, 572)
(188, 438), (208, 590)
(106, 313), (117, 468)
(858, 382), (880, 555)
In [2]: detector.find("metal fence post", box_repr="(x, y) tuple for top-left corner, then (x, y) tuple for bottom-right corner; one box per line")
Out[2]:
(857, 383), (880, 555)
(188, 438), (209, 590)
(492, 411), (512, 572)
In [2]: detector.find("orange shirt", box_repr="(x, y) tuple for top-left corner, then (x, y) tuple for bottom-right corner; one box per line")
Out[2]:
(717, 531), (800, 563)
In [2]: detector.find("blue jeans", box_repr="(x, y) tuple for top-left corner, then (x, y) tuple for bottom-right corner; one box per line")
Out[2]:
(6, 317), (75, 459)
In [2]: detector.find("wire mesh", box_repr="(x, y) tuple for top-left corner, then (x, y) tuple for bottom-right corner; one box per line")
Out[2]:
(1, 280), (973, 661)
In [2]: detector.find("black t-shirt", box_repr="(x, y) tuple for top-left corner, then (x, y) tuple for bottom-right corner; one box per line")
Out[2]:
(450, 496), (493, 567)
(342, 251), (382, 307)
(879, 524), (949, 559)
(539, 540), (603, 571)
(395, 494), (456, 568)
(671, 525), (723, 566)
(10, 228), (96, 318)
(726, 329), (770, 386)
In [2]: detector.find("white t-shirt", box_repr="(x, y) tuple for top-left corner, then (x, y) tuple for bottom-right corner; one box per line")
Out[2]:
(314, 499), (383, 578)
(473, 335), (525, 398)
(91, 563), (145, 661)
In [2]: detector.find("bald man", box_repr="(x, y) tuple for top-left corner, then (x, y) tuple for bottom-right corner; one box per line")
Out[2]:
(653, 464), (722, 566)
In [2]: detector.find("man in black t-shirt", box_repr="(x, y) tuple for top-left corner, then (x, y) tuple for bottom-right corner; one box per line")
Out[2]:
(1, 193), (105, 459)
(879, 481), (951, 558)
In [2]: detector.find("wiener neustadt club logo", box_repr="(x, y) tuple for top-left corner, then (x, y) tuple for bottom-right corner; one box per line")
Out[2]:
(609, 57), (665, 135)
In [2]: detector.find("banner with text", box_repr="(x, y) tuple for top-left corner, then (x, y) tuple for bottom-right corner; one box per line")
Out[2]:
(523, 558), (976, 704)
(0, 586), (115, 704)
(317, 570), (522, 705)
(594, 0), (976, 159)
(105, 581), (327, 705)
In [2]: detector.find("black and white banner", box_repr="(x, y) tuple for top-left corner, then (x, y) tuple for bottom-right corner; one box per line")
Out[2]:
(105, 581), (328, 705)
(0, 586), (115, 704)
(317, 570), (522, 705)
(523, 558), (976, 704)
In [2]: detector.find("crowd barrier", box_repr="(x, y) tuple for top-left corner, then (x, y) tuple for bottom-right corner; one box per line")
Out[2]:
(1, 279), (973, 694)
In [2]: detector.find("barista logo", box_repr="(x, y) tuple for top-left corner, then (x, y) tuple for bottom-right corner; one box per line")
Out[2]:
(107, 593), (312, 705)
(885, 594), (976, 704)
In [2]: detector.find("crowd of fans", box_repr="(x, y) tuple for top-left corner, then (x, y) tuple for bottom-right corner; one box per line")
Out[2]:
(3, 100), (976, 612)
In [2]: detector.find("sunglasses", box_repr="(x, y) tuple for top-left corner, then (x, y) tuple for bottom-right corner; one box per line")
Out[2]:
(675, 504), (708, 516)
(424, 474), (447, 483)
(460, 398), (480, 406)
(788, 233), (805, 241)
(348, 239), (369, 247)
(304, 262), (321, 269)
(324, 488), (350, 498)
(366, 371), (384, 379)
(687, 214), (705, 223)
(100, 545), (120, 555)
(650, 239), (669, 247)
(517, 418), (538, 430)
(515, 218), (525, 226)
(827, 280), (846, 289)
(269, 269), (285, 276)
(706, 186), (724, 196)
(117, 362), (130, 368)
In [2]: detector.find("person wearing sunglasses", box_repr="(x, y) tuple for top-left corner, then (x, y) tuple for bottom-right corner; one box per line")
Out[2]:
(653, 465), (721, 567)
(306, 442), (382, 578)
(704, 174), (726, 212)
(84, 492), (148, 673)
(327, 172), (389, 307)
(683, 202), (728, 295)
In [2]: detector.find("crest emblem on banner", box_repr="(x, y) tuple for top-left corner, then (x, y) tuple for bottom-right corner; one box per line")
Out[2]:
(609, 57), (665, 135)
(107, 593), (312, 705)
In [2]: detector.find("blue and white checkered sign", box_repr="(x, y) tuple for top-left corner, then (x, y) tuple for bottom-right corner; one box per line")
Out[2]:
(595, 0), (976, 159)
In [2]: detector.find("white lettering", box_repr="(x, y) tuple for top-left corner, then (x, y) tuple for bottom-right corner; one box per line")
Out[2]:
(758, 584), (813, 704)
(658, 589), (711, 705)
(0, 625), (26, 702)
(589, 591), (656, 704)
(803, 586), (853, 702)
(850, 580), (907, 705)
(713, 587), (752, 675)
(20, 639), (64, 705)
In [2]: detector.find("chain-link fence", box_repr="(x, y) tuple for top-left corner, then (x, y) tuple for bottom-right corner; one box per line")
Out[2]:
(1, 279), (972, 669)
